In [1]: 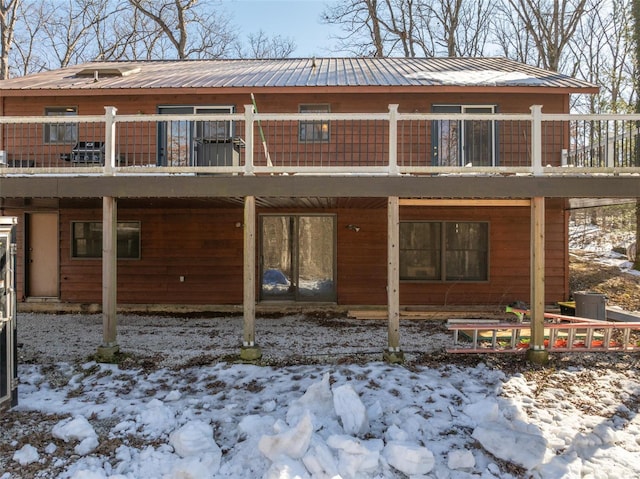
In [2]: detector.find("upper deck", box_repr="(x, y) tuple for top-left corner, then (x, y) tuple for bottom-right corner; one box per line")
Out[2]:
(1, 106), (639, 199)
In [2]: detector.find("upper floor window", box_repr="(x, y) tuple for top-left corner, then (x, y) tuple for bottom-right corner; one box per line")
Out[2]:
(299, 104), (330, 142)
(72, 221), (141, 259)
(158, 105), (235, 166)
(44, 106), (78, 144)
(400, 221), (488, 281)
(432, 105), (496, 166)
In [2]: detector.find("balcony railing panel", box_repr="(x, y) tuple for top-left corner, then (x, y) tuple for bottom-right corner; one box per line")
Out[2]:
(256, 119), (389, 168)
(553, 117), (640, 168)
(1, 106), (640, 176)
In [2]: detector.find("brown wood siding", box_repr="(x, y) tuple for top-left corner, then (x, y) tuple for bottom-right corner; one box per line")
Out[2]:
(397, 199), (568, 306)
(1, 92), (567, 116)
(1, 92), (566, 169)
(3, 197), (568, 307)
(58, 202), (245, 304)
(336, 208), (388, 304)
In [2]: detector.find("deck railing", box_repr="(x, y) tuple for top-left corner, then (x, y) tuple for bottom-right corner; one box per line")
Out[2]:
(1, 105), (639, 176)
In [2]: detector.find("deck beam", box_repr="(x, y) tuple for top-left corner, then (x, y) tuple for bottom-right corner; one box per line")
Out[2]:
(2, 175), (640, 200)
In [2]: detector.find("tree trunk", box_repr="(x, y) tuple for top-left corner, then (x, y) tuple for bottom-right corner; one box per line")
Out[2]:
(633, 0), (640, 269)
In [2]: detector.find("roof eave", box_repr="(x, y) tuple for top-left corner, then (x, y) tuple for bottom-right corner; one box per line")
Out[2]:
(0, 84), (599, 97)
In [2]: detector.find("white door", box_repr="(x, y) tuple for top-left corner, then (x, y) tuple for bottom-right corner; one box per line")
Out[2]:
(26, 213), (59, 298)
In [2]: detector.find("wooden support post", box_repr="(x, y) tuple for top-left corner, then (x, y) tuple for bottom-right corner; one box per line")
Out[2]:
(527, 196), (549, 364)
(97, 196), (119, 362)
(384, 196), (404, 363)
(241, 195), (261, 361)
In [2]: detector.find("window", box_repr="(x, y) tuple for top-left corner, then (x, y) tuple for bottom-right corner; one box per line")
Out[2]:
(72, 221), (140, 259)
(158, 105), (234, 166)
(44, 107), (78, 144)
(299, 104), (330, 142)
(432, 105), (496, 166)
(400, 221), (488, 281)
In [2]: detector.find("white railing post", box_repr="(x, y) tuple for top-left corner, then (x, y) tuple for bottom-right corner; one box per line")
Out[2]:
(104, 106), (117, 175)
(388, 104), (399, 176)
(606, 127), (615, 168)
(530, 105), (543, 175)
(244, 104), (255, 176)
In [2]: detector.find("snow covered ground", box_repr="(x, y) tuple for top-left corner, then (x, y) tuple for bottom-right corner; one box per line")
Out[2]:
(2, 313), (640, 479)
(2, 219), (640, 478)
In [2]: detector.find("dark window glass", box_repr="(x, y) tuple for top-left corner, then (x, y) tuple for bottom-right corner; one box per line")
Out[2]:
(400, 221), (488, 281)
(299, 104), (330, 142)
(432, 105), (495, 166)
(44, 107), (78, 144)
(72, 221), (140, 259)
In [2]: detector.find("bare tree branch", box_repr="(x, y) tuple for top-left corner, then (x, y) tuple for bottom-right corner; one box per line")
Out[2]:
(0, 0), (21, 78)
(128, 0), (235, 59)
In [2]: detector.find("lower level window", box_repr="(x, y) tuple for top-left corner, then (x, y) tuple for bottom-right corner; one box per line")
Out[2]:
(400, 221), (488, 281)
(72, 221), (140, 259)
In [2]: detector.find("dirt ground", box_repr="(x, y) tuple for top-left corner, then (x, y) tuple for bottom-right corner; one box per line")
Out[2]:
(569, 251), (640, 313)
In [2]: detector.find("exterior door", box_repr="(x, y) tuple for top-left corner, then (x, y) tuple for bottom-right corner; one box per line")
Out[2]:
(260, 215), (336, 302)
(26, 213), (59, 298)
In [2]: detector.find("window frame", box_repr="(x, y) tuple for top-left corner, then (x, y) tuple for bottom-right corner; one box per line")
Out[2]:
(298, 104), (330, 143)
(157, 105), (235, 166)
(44, 106), (78, 144)
(399, 220), (489, 282)
(71, 221), (141, 260)
(432, 104), (497, 167)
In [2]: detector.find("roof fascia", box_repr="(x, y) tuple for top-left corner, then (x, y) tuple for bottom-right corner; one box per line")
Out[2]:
(0, 85), (599, 97)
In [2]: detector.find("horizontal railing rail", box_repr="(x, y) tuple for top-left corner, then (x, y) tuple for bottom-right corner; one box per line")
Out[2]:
(1, 105), (640, 176)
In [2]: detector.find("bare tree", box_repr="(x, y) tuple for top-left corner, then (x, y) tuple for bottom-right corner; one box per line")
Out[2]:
(492, 7), (540, 65)
(83, 0), (134, 61)
(233, 30), (296, 59)
(505, 0), (589, 72)
(9, 0), (52, 75)
(322, 0), (494, 57)
(40, 0), (122, 68)
(0, 0), (20, 78)
(128, 0), (236, 59)
(426, 0), (495, 56)
(571, 0), (634, 113)
(322, 0), (387, 56)
(632, 0), (640, 269)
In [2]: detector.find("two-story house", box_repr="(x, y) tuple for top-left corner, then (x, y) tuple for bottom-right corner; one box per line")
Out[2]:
(1, 57), (636, 361)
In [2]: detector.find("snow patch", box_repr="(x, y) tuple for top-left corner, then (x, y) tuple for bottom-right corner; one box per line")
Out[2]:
(13, 444), (40, 466)
(472, 423), (547, 470)
(52, 416), (99, 455)
(332, 384), (369, 436)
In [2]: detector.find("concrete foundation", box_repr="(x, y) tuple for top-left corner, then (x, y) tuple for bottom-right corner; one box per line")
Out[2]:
(240, 345), (262, 362)
(526, 348), (549, 365)
(96, 344), (120, 363)
(383, 349), (405, 364)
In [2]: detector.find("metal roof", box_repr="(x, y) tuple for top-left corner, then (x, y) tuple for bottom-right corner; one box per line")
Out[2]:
(0, 57), (597, 92)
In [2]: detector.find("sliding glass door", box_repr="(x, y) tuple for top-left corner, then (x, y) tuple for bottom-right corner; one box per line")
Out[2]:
(260, 215), (336, 302)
